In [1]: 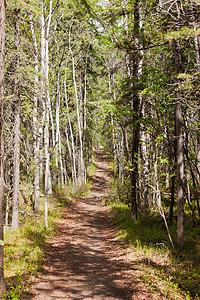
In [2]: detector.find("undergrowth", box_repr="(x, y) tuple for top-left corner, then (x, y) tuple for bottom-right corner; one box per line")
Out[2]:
(4, 158), (97, 300)
(104, 178), (200, 300)
(4, 183), (83, 299)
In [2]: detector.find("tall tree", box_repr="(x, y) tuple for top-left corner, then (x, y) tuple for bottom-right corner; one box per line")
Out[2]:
(174, 39), (184, 251)
(11, 7), (21, 230)
(29, 12), (40, 212)
(0, 0), (5, 295)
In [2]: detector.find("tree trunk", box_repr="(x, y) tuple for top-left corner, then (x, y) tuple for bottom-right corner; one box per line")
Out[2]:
(29, 13), (40, 212)
(130, 0), (140, 219)
(72, 52), (84, 184)
(130, 124), (140, 219)
(140, 126), (149, 211)
(174, 39), (184, 251)
(167, 129), (176, 225)
(54, 32), (64, 186)
(64, 75), (77, 186)
(108, 68), (117, 175)
(0, 0), (5, 295)
(12, 8), (21, 230)
(40, 0), (54, 227)
(191, 4), (200, 202)
(176, 98), (184, 251)
(83, 48), (89, 183)
(169, 171), (175, 224)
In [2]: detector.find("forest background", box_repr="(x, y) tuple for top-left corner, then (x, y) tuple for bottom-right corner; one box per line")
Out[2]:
(0, 0), (200, 298)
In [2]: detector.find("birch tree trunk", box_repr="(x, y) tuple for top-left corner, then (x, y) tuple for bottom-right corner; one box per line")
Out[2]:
(71, 52), (84, 185)
(12, 8), (21, 230)
(0, 0), (5, 295)
(54, 31), (64, 185)
(140, 126), (149, 210)
(40, 0), (54, 227)
(108, 68), (117, 175)
(44, 0), (53, 196)
(29, 13), (40, 212)
(112, 62), (122, 178)
(83, 48), (89, 183)
(176, 97), (184, 251)
(130, 0), (140, 219)
(64, 74), (77, 186)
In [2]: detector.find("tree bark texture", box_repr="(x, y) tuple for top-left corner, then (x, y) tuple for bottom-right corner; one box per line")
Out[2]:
(176, 99), (184, 251)
(64, 75), (76, 186)
(41, 0), (53, 201)
(174, 39), (184, 251)
(0, 0), (5, 295)
(130, 0), (140, 219)
(29, 13), (40, 212)
(12, 8), (21, 230)
(72, 53), (84, 184)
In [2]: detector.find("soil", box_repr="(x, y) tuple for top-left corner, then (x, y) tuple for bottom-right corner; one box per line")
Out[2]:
(30, 149), (163, 300)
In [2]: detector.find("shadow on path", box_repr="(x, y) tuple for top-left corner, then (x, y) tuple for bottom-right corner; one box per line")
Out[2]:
(30, 149), (140, 299)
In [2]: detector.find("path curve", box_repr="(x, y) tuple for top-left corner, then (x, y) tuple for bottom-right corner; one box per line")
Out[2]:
(30, 149), (159, 300)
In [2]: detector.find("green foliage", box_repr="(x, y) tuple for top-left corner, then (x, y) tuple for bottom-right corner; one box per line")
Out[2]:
(107, 178), (131, 205)
(106, 179), (200, 299)
(3, 186), (69, 299)
(109, 201), (170, 247)
(70, 181), (92, 198)
(165, 27), (200, 41)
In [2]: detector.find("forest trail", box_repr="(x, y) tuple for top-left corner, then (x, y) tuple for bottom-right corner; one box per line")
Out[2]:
(30, 149), (160, 300)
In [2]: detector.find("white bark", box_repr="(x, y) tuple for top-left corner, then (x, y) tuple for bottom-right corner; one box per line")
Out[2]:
(68, 25), (84, 185)
(64, 74), (77, 186)
(40, 0), (55, 227)
(140, 125), (149, 210)
(29, 13), (40, 212)
(54, 26), (64, 186)
(41, 0), (53, 199)
(65, 124), (75, 183)
(72, 52), (84, 184)
(12, 8), (20, 230)
(108, 68), (117, 175)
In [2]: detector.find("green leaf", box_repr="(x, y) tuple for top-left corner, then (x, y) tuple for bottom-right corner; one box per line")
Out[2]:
(0, 240), (4, 246)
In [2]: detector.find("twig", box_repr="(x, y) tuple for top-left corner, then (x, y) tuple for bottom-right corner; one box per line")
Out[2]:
(19, 210), (41, 218)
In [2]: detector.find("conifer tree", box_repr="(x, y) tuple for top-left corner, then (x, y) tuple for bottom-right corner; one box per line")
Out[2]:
(0, 0), (5, 295)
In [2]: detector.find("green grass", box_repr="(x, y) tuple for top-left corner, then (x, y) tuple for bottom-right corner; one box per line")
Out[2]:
(69, 181), (92, 198)
(89, 160), (96, 177)
(105, 190), (200, 299)
(3, 185), (72, 300)
(69, 159), (96, 198)
(4, 173), (96, 300)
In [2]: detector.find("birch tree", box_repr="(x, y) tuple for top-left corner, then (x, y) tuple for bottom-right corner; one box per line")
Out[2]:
(11, 7), (21, 230)
(29, 12), (40, 212)
(40, 0), (56, 226)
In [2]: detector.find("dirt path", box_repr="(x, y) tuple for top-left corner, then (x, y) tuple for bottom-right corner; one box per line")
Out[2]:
(30, 149), (159, 300)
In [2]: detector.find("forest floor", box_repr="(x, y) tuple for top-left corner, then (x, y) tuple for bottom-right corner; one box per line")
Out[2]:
(29, 149), (186, 300)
